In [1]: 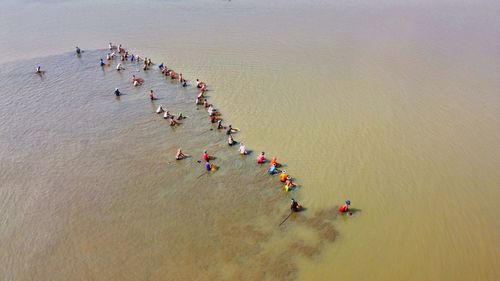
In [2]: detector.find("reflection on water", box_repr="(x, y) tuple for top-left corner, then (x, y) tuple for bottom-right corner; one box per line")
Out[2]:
(0, 0), (499, 280)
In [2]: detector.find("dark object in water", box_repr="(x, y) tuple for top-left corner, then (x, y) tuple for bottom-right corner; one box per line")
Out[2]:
(279, 211), (293, 226)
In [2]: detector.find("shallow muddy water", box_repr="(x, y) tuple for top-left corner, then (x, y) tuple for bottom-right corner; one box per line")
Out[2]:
(0, 0), (499, 280)
(0, 51), (336, 280)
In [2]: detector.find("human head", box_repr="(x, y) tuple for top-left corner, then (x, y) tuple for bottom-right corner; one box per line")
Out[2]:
(346, 200), (351, 205)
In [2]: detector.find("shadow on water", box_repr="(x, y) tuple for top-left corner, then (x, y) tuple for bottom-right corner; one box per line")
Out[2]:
(0, 50), (343, 281)
(348, 208), (362, 214)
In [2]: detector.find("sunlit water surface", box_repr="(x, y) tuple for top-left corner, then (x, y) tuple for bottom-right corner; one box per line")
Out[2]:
(0, 0), (499, 280)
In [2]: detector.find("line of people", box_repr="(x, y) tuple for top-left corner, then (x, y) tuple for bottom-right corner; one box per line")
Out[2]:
(156, 104), (183, 126)
(36, 43), (356, 216)
(102, 43), (355, 215)
(103, 42), (307, 213)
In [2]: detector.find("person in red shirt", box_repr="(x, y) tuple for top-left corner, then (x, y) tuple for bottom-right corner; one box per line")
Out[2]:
(257, 152), (265, 164)
(339, 200), (351, 213)
(202, 150), (209, 162)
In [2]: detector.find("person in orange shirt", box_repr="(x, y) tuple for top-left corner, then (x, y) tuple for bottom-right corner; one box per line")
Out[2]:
(279, 170), (288, 182)
(270, 157), (277, 167)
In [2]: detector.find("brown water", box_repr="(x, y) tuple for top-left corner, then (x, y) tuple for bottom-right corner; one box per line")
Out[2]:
(1, 0), (499, 280)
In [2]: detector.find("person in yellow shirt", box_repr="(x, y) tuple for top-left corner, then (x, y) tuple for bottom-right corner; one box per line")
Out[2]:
(280, 170), (288, 182)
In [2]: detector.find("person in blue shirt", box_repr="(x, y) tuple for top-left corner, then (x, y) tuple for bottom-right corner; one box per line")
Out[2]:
(269, 163), (278, 175)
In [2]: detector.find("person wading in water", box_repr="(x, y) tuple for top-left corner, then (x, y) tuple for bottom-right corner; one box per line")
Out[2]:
(290, 198), (302, 212)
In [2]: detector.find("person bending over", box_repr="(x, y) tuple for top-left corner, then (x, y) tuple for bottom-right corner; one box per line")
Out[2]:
(176, 149), (185, 160)
(290, 199), (302, 212)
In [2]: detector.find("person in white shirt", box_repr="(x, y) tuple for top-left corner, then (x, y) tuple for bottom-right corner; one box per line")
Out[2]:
(239, 143), (247, 155)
